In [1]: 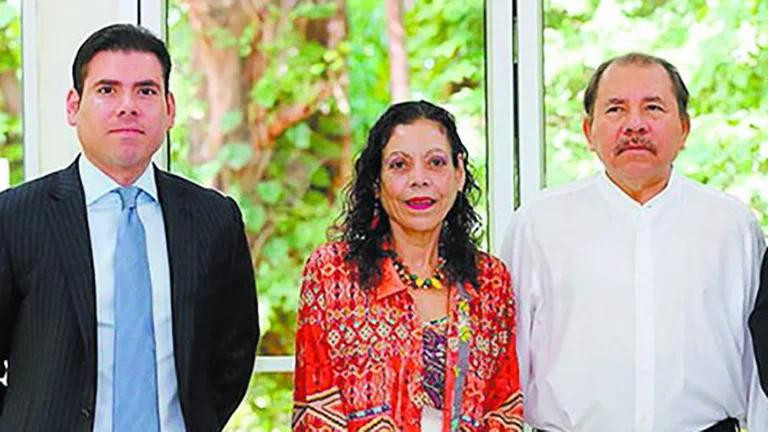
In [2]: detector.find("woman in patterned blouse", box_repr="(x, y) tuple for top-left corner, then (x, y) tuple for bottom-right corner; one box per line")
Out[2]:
(293, 100), (523, 431)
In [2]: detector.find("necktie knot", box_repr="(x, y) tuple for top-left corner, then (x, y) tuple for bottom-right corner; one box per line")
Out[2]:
(117, 186), (141, 210)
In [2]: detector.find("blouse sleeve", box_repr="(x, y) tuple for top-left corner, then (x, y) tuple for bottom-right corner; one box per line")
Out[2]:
(292, 246), (350, 431)
(482, 258), (524, 431)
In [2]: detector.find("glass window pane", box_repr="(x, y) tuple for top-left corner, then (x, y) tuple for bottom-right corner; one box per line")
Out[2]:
(544, 0), (768, 227)
(0, 0), (21, 189)
(168, 0), (487, 428)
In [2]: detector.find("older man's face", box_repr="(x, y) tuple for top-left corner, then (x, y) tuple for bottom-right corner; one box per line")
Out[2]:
(583, 62), (689, 195)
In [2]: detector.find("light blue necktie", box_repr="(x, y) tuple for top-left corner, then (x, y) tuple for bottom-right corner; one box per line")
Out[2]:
(113, 186), (160, 431)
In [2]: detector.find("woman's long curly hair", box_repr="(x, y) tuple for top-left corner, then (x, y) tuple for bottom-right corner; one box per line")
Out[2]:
(334, 100), (482, 289)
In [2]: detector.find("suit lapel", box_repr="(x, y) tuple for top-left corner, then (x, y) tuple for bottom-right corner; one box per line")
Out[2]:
(155, 168), (197, 388)
(45, 159), (97, 364)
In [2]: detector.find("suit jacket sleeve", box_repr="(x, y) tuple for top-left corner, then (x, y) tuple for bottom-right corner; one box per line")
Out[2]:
(211, 197), (259, 426)
(746, 218), (768, 428)
(0, 194), (18, 413)
(750, 247), (768, 398)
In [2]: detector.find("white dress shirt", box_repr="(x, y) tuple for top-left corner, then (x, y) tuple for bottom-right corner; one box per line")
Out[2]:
(421, 407), (442, 431)
(500, 170), (768, 432)
(79, 156), (186, 431)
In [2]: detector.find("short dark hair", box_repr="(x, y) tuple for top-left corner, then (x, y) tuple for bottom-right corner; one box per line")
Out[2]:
(583, 52), (689, 123)
(336, 100), (482, 289)
(72, 23), (171, 96)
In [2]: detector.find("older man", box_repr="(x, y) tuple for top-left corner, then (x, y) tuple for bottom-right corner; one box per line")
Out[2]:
(501, 53), (768, 431)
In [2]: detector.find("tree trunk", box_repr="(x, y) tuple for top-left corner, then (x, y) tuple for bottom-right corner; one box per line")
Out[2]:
(385, 0), (409, 102)
(0, 70), (20, 117)
(329, 0), (353, 188)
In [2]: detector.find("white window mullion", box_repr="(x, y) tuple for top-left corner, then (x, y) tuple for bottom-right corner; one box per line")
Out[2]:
(487, 0), (516, 252)
(255, 356), (296, 373)
(516, 0), (545, 205)
(117, 0), (139, 23)
(139, 0), (166, 36)
(21, 0), (39, 180)
(138, 0), (169, 170)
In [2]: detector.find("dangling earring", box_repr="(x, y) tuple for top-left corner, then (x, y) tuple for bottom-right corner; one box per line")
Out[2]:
(370, 200), (380, 229)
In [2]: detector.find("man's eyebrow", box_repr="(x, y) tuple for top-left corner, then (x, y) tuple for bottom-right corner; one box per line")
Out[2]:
(603, 96), (665, 104)
(643, 96), (664, 103)
(90, 79), (162, 89)
(135, 79), (161, 88)
(92, 79), (120, 87)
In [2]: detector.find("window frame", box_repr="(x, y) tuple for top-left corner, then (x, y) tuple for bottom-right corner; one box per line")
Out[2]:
(20, 0), (548, 374)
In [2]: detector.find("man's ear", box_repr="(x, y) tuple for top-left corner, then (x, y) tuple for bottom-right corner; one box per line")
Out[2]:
(165, 91), (176, 128)
(582, 116), (595, 151)
(66, 89), (80, 126)
(679, 116), (690, 149)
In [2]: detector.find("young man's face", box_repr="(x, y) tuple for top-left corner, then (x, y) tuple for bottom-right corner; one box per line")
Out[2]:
(66, 50), (175, 183)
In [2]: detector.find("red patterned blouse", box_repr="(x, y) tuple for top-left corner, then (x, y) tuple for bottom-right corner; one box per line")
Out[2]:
(292, 242), (523, 431)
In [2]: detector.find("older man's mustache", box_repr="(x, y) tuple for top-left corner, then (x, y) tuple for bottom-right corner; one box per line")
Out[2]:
(614, 136), (656, 156)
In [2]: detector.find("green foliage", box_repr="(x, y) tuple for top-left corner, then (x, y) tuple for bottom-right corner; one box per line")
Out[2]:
(227, 373), (293, 431)
(544, 0), (768, 228)
(0, 1), (20, 186)
(344, 0), (391, 146)
(407, 0), (485, 100)
(291, 2), (338, 20)
(404, 0), (489, 245)
(253, 4), (344, 113)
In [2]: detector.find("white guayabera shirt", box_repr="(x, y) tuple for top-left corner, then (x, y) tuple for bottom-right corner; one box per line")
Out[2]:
(501, 170), (768, 432)
(421, 407), (442, 431)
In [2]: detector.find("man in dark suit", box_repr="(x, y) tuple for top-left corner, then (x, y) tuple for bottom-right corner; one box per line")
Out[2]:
(0, 24), (259, 431)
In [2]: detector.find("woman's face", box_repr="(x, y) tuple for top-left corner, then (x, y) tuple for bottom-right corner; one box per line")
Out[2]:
(378, 118), (466, 240)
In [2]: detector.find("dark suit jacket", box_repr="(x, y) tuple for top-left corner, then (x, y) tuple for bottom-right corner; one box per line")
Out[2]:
(751, 249), (768, 399)
(0, 160), (259, 431)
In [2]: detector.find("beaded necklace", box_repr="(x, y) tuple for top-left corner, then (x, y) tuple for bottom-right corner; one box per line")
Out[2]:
(384, 250), (446, 290)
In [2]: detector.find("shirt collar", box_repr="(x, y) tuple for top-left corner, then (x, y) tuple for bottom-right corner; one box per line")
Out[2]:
(597, 166), (681, 212)
(78, 154), (159, 205)
(375, 255), (410, 300)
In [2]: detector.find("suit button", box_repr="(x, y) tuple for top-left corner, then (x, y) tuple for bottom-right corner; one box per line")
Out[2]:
(81, 407), (92, 419)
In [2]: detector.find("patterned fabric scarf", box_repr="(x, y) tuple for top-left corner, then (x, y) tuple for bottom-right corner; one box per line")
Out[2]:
(422, 316), (448, 409)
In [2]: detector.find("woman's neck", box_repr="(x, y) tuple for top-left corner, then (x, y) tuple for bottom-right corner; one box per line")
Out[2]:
(389, 228), (441, 278)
